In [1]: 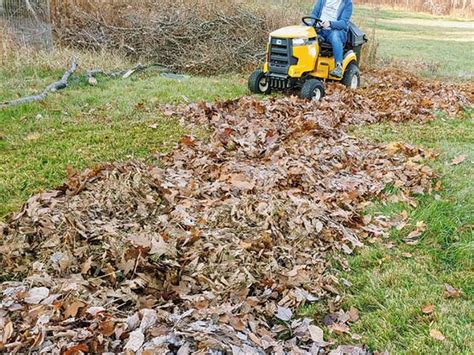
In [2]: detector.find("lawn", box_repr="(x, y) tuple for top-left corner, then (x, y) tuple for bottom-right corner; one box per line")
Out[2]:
(341, 117), (473, 353)
(0, 52), (247, 217)
(0, 6), (473, 354)
(352, 6), (474, 79)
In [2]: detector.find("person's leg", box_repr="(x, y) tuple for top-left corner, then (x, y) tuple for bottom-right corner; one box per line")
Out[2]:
(327, 30), (346, 78)
(327, 30), (344, 65)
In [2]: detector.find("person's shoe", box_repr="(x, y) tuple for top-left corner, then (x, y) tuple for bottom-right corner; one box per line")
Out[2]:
(330, 64), (343, 79)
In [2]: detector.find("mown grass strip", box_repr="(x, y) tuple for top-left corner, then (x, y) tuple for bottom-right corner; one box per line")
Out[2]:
(328, 118), (473, 353)
(0, 71), (246, 218)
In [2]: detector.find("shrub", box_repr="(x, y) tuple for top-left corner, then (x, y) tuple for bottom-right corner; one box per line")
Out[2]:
(50, 0), (300, 74)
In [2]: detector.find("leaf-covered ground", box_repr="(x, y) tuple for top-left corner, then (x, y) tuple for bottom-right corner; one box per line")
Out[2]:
(0, 71), (471, 353)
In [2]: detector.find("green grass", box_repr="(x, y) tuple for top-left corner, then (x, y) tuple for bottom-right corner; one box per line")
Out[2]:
(344, 118), (474, 353)
(0, 71), (246, 217)
(354, 6), (473, 22)
(300, 117), (473, 353)
(352, 6), (474, 79)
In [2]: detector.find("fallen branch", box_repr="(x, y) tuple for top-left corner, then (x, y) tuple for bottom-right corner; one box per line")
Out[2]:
(0, 57), (78, 109)
(85, 64), (171, 81)
(1, 60), (178, 109)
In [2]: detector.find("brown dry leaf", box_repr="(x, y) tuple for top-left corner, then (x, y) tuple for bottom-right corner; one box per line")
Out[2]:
(422, 304), (435, 315)
(24, 287), (49, 305)
(347, 307), (360, 322)
(329, 323), (350, 334)
(63, 343), (89, 355)
(180, 135), (196, 147)
(99, 320), (115, 337)
(276, 306), (292, 322)
(81, 256), (93, 274)
(229, 317), (246, 332)
(450, 155), (466, 166)
(25, 132), (41, 141)
(2, 321), (13, 343)
(88, 77), (98, 86)
(228, 173), (255, 191)
(430, 329), (446, 341)
(386, 142), (403, 155)
(444, 284), (462, 298)
(404, 221), (427, 244)
(308, 325), (324, 343)
(32, 328), (46, 348)
(64, 300), (87, 319)
(124, 329), (145, 352)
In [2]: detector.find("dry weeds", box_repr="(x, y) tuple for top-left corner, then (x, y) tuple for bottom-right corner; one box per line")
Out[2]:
(49, 0), (299, 74)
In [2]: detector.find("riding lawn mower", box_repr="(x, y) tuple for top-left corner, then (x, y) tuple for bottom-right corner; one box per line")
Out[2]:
(249, 16), (368, 101)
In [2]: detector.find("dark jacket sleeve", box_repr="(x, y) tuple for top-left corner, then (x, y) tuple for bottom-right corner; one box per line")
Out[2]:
(330, 0), (353, 31)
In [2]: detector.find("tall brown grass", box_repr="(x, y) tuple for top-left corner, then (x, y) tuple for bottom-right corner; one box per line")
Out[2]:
(358, 7), (380, 69)
(354, 0), (474, 16)
(0, 20), (17, 66)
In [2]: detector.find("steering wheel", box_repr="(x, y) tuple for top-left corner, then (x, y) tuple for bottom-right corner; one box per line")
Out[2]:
(302, 16), (323, 28)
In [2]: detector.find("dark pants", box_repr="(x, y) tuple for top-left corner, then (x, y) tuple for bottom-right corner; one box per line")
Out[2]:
(319, 29), (347, 65)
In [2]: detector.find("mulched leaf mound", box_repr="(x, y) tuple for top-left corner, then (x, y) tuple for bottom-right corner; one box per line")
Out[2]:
(0, 69), (471, 354)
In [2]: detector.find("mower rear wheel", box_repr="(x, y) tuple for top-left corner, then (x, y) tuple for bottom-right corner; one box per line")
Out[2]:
(341, 62), (360, 89)
(300, 79), (325, 102)
(248, 69), (271, 95)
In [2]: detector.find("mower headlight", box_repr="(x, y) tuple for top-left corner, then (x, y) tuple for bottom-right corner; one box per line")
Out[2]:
(293, 38), (308, 46)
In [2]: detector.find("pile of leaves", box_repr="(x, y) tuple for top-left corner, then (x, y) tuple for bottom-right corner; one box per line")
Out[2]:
(0, 71), (471, 353)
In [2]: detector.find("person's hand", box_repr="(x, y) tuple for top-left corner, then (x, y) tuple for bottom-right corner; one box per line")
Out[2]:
(322, 21), (331, 29)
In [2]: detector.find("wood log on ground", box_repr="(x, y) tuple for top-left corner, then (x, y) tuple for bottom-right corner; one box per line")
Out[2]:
(1, 60), (176, 109)
(0, 57), (78, 109)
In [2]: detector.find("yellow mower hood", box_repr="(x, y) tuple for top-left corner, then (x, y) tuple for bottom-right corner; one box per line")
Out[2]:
(270, 26), (316, 39)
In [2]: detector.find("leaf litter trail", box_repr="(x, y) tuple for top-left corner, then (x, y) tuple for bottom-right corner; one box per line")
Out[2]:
(0, 70), (471, 354)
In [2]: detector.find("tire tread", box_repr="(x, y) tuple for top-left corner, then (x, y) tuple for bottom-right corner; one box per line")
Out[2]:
(341, 62), (360, 89)
(300, 79), (325, 101)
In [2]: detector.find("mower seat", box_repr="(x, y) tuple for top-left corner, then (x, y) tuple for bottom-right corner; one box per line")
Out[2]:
(318, 22), (367, 59)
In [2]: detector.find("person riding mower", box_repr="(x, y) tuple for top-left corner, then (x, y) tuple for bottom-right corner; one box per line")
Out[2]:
(312, 0), (354, 79)
(248, 3), (367, 101)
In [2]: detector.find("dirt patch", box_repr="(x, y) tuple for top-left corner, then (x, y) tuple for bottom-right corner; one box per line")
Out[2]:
(0, 70), (471, 353)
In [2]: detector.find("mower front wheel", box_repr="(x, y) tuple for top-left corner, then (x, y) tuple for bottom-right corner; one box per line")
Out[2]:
(341, 62), (361, 89)
(248, 69), (271, 95)
(300, 79), (325, 102)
